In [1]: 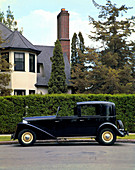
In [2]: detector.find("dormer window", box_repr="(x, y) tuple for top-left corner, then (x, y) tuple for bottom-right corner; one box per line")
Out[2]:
(37, 63), (44, 77)
(14, 52), (25, 71)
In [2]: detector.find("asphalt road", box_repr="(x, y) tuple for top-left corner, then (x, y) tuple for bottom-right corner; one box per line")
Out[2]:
(0, 142), (135, 170)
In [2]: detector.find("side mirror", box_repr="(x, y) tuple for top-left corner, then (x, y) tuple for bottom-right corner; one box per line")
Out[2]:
(56, 106), (60, 117)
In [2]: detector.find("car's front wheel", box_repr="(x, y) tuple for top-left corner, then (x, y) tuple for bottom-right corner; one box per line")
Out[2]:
(18, 129), (36, 146)
(98, 128), (116, 145)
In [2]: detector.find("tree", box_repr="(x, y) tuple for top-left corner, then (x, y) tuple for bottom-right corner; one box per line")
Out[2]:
(0, 6), (23, 33)
(89, 60), (133, 94)
(71, 32), (86, 93)
(71, 0), (135, 94)
(78, 32), (85, 53)
(71, 48), (97, 93)
(0, 35), (12, 96)
(87, 0), (135, 94)
(48, 40), (67, 94)
(71, 32), (85, 69)
(0, 11), (4, 22)
(71, 33), (78, 69)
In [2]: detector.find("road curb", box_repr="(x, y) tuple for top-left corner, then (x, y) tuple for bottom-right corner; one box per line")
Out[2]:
(0, 139), (135, 145)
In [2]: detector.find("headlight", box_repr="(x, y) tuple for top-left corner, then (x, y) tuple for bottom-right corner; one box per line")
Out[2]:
(22, 120), (28, 124)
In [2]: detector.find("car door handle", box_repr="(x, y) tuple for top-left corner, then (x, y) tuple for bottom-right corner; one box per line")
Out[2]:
(55, 120), (60, 123)
(71, 119), (77, 122)
(80, 119), (84, 122)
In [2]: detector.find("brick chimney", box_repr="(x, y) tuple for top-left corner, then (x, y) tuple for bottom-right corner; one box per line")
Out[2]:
(57, 8), (70, 63)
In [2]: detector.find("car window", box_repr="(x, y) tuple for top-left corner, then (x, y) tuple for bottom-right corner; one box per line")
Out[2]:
(101, 104), (112, 116)
(80, 104), (112, 116)
(81, 104), (97, 116)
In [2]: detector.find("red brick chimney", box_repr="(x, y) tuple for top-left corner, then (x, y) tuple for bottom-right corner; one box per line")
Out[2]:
(57, 8), (70, 63)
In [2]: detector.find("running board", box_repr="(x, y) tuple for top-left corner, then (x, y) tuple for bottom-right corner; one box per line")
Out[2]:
(56, 136), (96, 142)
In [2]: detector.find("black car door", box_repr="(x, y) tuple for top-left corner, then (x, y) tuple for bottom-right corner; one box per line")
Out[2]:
(76, 104), (102, 136)
(53, 116), (80, 137)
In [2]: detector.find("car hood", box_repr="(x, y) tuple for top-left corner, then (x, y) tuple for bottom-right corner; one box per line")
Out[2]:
(23, 115), (56, 121)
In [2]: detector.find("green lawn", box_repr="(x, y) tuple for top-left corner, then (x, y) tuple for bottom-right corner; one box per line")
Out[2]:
(117, 134), (135, 140)
(0, 134), (135, 142)
(0, 136), (11, 141)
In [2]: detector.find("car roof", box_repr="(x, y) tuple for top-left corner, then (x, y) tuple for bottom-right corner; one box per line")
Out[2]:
(77, 101), (115, 106)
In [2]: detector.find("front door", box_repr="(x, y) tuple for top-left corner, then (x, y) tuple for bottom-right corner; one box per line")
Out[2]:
(53, 116), (80, 137)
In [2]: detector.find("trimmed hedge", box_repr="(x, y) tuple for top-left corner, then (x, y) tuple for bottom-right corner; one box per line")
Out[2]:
(0, 94), (135, 133)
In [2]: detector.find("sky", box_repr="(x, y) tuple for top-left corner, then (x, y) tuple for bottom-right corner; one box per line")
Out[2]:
(0, 0), (135, 47)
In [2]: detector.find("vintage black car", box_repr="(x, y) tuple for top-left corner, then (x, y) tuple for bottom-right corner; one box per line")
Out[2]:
(11, 101), (128, 146)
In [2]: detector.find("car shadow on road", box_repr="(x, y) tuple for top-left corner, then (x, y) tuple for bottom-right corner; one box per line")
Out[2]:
(12, 141), (125, 147)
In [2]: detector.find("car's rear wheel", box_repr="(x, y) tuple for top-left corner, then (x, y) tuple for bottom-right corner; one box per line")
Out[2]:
(98, 128), (116, 145)
(18, 129), (36, 146)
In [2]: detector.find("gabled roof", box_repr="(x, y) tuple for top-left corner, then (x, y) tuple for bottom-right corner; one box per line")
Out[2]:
(0, 23), (40, 54)
(35, 45), (71, 86)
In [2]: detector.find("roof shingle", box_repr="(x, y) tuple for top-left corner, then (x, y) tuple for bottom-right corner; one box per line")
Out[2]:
(0, 23), (40, 54)
(0, 22), (12, 40)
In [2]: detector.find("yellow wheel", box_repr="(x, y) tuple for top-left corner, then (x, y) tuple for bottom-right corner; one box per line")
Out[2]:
(21, 132), (33, 144)
(18, 129), (36, 146)
(102, 131), (113, 143)
(98, 128), (116, 145)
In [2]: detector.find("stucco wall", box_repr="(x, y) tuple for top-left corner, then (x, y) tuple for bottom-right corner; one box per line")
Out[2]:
(9, 51), (37, 95)
(37, 87), (72, 95)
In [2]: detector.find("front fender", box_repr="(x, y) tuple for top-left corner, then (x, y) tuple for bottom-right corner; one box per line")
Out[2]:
(97, 122), (126, 137)
(13, 122), (56, 140)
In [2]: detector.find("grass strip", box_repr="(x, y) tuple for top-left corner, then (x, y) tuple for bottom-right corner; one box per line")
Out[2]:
(0, 136), (11, 141)
(117, 134), (135, 140)
(0, 134), (135, 142)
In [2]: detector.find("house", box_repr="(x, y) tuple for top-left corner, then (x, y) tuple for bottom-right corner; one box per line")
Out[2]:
(0, 8), (71, 95)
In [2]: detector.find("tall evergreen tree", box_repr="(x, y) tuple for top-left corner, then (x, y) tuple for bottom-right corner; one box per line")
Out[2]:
(71, 33), (78, 69)
(48, 40), (67, 94)
(78, 32), (85, 53)
(71, 32), (85, 93)
(71, 32), (85, 69)
(90, 0), (135, 68)
(87, 0), (135, 94)
(71, 0), (135, 94)
(71, 48), (96, 93)
(0, 6), (23, 33)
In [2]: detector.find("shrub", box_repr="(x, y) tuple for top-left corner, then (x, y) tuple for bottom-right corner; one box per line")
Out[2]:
(0, 94), (135, 133)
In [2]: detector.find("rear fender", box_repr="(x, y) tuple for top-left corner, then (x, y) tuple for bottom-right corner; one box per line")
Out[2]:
(97, 122), (125, 137)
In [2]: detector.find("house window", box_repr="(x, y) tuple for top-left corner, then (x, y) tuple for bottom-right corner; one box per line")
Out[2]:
(37, 63), (44, 76)
(37, 63), (40, 73)
(1, 52), (9, 71)
(14, 53), (25, 71)
(29, 90), (35, 95)
(14, 90), (26, 95)
(29, 54), (35, 72)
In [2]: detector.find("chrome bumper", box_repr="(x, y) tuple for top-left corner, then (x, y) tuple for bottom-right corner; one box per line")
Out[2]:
(11, 133), (15, 140)
(118, 129), (129, 137)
